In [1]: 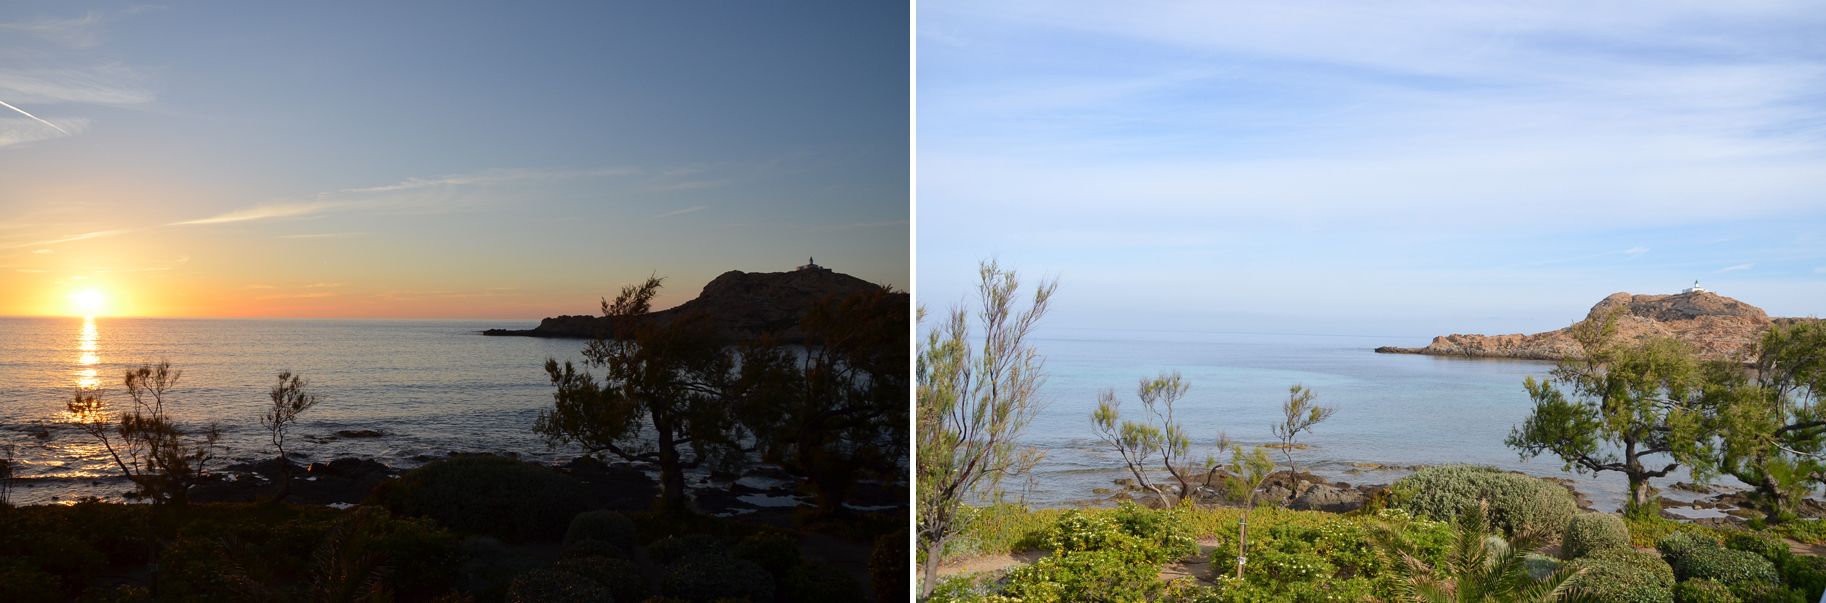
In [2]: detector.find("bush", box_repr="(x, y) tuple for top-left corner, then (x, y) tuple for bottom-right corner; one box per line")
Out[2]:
(1671, 546), (1780, 587)
(1392, 465), (1578, 538)
(1660, 531), (1724, 561)
(565, 510), (638, 551)
(649, 533), (727, 565)
(999, 548), (1160, 603)
(1673, 578), (1739, 603)
(1564, 513), (1631, 559)
(870, 529), (907, 603)
(1564, 547), (1674, 603)
(554, 556), (652, 603)
(1726, 581), (1792, 603)
(1725, 531), (1791, 564)
(0, 557), (61, 603)
(1112, 503), (1199, 563)
(454, 536), (546, 603)
(784, 561), (867, 603)
(733, 531), (801, 580)
(1782, 555), (1826, 602)
(663, 556), (774, 603)
(507, 568), (614, 603)
(368, 456), (595, 542)
(561, 538), (629, 560)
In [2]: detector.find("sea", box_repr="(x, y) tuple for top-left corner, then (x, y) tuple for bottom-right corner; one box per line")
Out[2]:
(1008, 327), (1738, 515)
(0, 315), (599, 506)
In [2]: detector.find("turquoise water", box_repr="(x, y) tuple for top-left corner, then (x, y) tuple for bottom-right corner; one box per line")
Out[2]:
(1011, 327), (1685, 513)
(0, 316), (592, 505)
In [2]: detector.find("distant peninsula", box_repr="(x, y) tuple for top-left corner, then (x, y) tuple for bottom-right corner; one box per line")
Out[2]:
(484, 264), (901, 344)
(1376, 288), (1814, 361)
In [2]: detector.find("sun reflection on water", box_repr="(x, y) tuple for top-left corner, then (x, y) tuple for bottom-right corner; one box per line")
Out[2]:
(75, 316), (100, 389)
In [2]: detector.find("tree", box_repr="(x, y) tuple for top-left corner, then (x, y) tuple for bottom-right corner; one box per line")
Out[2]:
(1703, 319), (1826, 521)
(1373, 500), (1591, 603)
(535, 276), (748, 512)
(1217, 434), (1275, 581)
(65, 360), (223, 506)
(1270, 384), (1334, 476)
(1090, 371), (1214, 507)
(1504, 313), (1711, 514)
(735, 285), (908, 519)
(262, 371), (321, 503)
(916, 260), (1055, 597)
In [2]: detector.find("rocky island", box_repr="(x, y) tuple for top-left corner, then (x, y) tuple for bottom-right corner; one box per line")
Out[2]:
(1377, 288), (1814, 361)
(484, 263), (902, 344)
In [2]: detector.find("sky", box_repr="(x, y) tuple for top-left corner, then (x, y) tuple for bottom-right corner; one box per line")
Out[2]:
(917, 1), (1826, 339)
(0, 2), (908, 318)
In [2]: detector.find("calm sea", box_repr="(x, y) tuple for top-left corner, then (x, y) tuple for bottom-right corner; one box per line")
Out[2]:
(0, 316), (595, 506)
(1010, 327), (1727, 514)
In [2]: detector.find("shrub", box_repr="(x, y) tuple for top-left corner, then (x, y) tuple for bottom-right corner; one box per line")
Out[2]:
(561, 538), (629, 560)
(507, 568), (614, 603)
(663, 556), (774, 603)
(1112, 503), (1199, 563)
(1564, 513), (1631, 559)
(565, 510), (638, 551)
(454, 536), (546, 603)
(870, 529), (907, 603)
(999, 548), (1160, 603)
(649, 533), (727, 565)
(1671, 546), (1780, 587)
(784, 561), (867, 603)
(1673, 578), (1739, 603)
(1725, 531), (1790, 564)
(0, 557), (61, 603)
(732, 531), (801, 580)
(1660, 531), (1724, 561)
(1392, 465), (1577, 538)
(554, 556), (652, 603)
(1782, 555), (1826, 602)
(1726, 581), (1791, 603)
(368, 456), (595, 542)
(1564, 547), (1675, 603)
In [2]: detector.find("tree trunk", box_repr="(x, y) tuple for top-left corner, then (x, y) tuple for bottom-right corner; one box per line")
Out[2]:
(1760, 472), (1790, 522)
(656, 427), (688, 512)
(1629, 475), (1653, 512)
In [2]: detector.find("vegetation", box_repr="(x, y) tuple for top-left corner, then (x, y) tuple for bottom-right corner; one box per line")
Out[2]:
(1375, 501), (1590, 603)
(260, 370), (321, 504)
(66, 361), (224, 507)
(1563, 547), (1672, 603)
(1091, 371), (1208, 506)
(916, 260), (1056, 597)
(366, 455), (595, 543)
(1701, 320), (1826, 523)
(535, 276), (749, 512)
(1504, 314), (1713, 514)
(1270, 384), (1336, 477)
(1561, 513), (1630, 560)
(550, 556), (651, 603)
(562, 510), (638, 551)
(1391, 465), (1578, 539)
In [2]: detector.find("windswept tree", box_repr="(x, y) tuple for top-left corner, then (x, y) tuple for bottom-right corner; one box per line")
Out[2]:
(65, 360), (224, 507)
(1091, 371), (1209, 506)
(735, 285), (908, 519)
(262, 371), (320, 503)
(1270, 384), (1334, 476)
(916, 261), (1055, 597)
(536, 276), (749, 512)
(1703, 319), (1826, 521)
(1505, 313), (1712, 514)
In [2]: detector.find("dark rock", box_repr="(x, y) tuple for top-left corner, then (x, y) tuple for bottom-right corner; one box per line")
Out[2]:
(1290, 484), (1366, 513)
(557, 456), (659, 512)
(335, 429), (384, 438)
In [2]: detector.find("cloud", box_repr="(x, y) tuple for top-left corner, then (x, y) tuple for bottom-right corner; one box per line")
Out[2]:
(169, 202), (344, 226)
(31, 249), (51, 254)
(1624, 247), (1649, 257)
(1815, 267), (1825, 274)
(1715, 263), (1755, 273)
(244, 285), (276, 289)
(280, 232), (371, 239)
(335, 167), (637, 194)
(304, 283), (343, 288)
(652, 206), (707, 219)
(0, 229), (131, 249)
(0, 116), (90, 148)
(255, 292), (338, 300)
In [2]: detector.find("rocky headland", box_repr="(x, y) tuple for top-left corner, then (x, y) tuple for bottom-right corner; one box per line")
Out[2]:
(484, 267), (902, 344)
(1376, 290), (1813, 361)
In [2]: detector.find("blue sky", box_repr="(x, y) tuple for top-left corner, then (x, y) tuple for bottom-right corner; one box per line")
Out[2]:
(917, 1), (1826, 338)
(0, 2), (907, 317)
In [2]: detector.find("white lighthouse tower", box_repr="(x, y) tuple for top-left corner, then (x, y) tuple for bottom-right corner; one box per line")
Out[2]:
(1682, 281), (1708, 294)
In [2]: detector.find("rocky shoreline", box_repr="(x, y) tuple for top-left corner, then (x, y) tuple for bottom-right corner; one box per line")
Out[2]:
(1378, 290), (1813, 362)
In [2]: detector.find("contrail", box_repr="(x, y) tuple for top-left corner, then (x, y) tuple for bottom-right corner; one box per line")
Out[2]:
(0, 100), (70, 135)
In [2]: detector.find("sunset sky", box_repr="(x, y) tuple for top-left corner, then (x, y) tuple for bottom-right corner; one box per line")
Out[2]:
(919, 1), (1826, 337)
(1, 3), (908, 318)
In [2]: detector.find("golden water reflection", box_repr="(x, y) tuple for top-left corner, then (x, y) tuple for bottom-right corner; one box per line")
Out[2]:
(75, 316), (100, 389)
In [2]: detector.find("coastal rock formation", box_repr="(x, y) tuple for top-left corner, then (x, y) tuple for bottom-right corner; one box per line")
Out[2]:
(1376, 290), (1810, 361)
(484, 267), (902, 344)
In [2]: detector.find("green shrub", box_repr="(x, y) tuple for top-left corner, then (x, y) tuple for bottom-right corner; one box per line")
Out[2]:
(1726, 531), (1791, 564)
(1671, 546), (1780, 587)
(663, 556), (774, 603)
(1041, 509), (1133, 556)
(1392, 465), (1578, 538)
(554, 555), (652, 603)
(1781, 555), (1826, 602)
(1564, 546), (1674, 603)
(870, 529), (907, 603)
(561, 538), (629, 560)
(454, 536), (546, 603)
(732, 531), (801, 580)
(1726, 581), (1793, 603)
(1673, 578), (1739, 603)
(0, 557), (61, 603)
(507, 568), (614, 603)
(1524, 553), (1563, 581)
(1660, 531), (1724, 561)
(1112, 503), (1199, 563)
(627, 510), (761, 544)
(784, 561), (866, 603)
(649, 533), (727, 565)
(368, 456), (595, 542)
(1564, 513), (1631, 559)
(999, 548), (1160, 603)
(565, 510), (639, 551)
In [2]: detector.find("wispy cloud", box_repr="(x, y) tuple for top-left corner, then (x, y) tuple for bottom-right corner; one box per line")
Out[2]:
(1814, 267), (1825, 274)
(811, 220), (909, 231)
(652, 206), (707, 219)
(280, 232), (371, 239)
(31, 249), (51, 254)
(169, 202), (344, 226)
(305, 283), (343, 288)
(0, 100), (69, 135)
(1624, 247), (1650, 257)
(255, 292), (338, 300)
(0, 229), (131, 249)
(1716, 263), (1755, 273)
(245, 285), (276, 289)
(336, 167), (637, 194)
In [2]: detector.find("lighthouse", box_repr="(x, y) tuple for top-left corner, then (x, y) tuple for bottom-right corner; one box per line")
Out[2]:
(1682, 281), (1708, 294)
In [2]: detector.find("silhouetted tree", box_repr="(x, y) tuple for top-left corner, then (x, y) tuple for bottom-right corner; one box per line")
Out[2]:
(66, 360), (223, 506)
(735, 285), (907, 519)
(263, 371), (320, 503)
(536, 277), (748, 512)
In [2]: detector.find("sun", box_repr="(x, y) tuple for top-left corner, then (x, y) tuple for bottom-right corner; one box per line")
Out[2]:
(70, 290), (104, 314)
